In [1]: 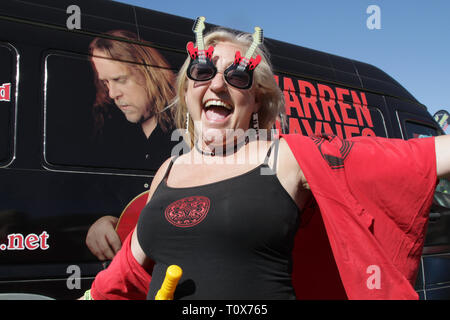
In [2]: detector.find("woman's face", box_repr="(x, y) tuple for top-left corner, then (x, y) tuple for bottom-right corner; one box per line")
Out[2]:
(184, 41), (259, 147)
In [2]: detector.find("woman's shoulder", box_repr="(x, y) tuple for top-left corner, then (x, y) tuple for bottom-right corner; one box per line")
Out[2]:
(146, 156), (177, 204)
(278, 135), (298, 162)
(277, 136), (309, 190)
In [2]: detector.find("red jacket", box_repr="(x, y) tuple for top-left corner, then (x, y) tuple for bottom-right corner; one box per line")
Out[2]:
(91, 134), (437, 300)
(285, 134), (437, 299)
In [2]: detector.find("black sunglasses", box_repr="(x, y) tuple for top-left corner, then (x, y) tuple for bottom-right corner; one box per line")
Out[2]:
(187, 56), (255, 90)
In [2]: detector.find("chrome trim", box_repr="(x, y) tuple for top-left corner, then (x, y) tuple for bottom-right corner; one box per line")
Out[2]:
(370, 106), (388, 137)
(421, 247), (450, 256)
(0, 43), (20, 168)
(395, 109), (405, 140)
(41, 162), (154, 178)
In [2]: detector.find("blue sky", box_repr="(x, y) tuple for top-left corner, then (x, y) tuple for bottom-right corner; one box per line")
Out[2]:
(116, 0), (450, 121)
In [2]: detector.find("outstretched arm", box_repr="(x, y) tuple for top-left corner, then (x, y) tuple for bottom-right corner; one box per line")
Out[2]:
(435, 135), (450, 180)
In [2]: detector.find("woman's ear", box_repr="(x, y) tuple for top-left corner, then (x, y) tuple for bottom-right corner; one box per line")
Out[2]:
(253, 93), (261, 113)
(184, 87), (188, 106)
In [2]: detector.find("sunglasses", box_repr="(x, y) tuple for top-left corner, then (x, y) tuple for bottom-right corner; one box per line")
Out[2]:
(186, 17), (263, 90)
(186, 54), (255, 90)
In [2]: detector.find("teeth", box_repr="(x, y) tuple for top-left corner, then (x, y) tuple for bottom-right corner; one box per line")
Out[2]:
(204, 100), (233, 110)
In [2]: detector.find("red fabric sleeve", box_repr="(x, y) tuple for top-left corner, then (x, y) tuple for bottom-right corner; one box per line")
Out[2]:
(344, 136), (438, 283)
(282, 134), (437, 299)
(90, 232), (153, 300)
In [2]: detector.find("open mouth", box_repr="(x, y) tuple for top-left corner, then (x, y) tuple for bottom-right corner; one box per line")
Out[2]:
(203, 99), (233, 122)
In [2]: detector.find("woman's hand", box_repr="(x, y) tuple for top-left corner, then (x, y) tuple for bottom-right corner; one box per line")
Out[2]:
(86, 215), (121, 261)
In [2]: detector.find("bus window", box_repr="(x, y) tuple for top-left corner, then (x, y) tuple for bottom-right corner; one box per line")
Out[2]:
(43, 45), (179, 173)
(0, 44), (17, 166)
(436, 179), (450, 194)
(404, 121), (438, 139)
(44, 52), (98, 169)
(368, 107), (388, 137)
(404, 121), (449, 193)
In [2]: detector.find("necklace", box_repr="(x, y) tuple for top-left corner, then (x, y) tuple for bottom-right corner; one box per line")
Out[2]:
(194, 135), (252, 157)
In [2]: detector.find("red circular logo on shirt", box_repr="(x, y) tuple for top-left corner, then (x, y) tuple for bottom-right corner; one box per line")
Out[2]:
(165, 196), (210, 228)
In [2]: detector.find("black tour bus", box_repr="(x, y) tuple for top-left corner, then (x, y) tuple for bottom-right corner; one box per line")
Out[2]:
(0, 0), (448, 300)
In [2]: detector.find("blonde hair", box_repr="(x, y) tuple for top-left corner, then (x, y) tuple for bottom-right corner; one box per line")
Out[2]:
(174, 28), (285, 147)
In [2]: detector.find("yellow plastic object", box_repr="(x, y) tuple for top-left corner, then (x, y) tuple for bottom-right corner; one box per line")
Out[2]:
(155, 265), (183, 300)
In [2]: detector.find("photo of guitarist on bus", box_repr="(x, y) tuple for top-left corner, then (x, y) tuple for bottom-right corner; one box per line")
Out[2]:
(88, 30), (181, 172)
(86, 30), (186, 260)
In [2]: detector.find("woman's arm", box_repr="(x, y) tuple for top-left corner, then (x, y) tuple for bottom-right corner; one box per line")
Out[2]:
(275, 138), (312, 210)
(131, 226), (153, 269)
(435, 135), (450, 180)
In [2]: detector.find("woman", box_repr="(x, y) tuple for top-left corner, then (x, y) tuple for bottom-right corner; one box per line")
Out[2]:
(85, 27), (450, 300)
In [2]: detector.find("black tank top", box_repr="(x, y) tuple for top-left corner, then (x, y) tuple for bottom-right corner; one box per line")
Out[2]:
(137, 140), (300, 300)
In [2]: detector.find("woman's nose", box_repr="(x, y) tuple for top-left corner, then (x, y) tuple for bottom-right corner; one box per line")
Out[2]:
(209, 71), (227, 92)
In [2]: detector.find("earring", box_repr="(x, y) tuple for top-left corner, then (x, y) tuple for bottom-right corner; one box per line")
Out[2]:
(185, 112), (190, 134)
(252, 112), (259, 134)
